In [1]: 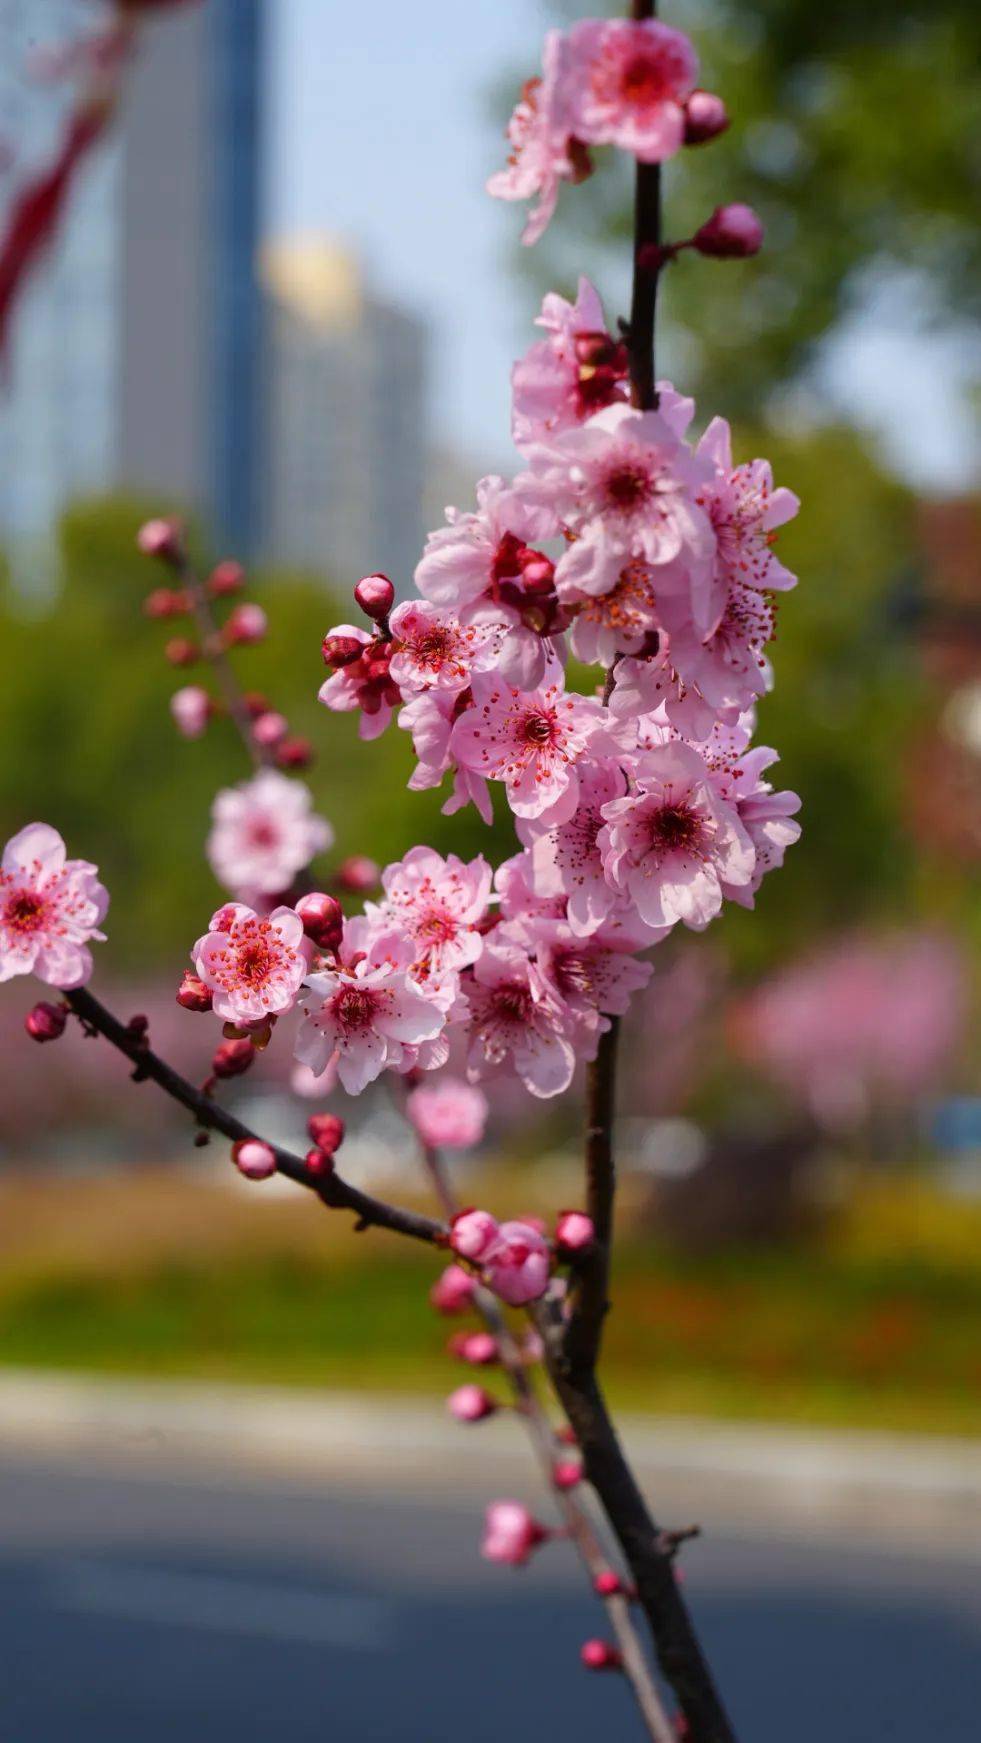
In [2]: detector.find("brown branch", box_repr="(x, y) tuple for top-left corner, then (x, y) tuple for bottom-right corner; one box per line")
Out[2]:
(64, 986), (444, 1249)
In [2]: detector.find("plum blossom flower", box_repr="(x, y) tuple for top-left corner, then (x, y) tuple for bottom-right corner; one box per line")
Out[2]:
(599, 741), (756, 930)
(318, 624), (399, 742)
(295, 957), (446, 1095)
(191, 903), (307, 1025)
(415, 475), (556, 614)
(370, 846), (492, 974)
(481, 1500), (548, 1566)
(465, 937), (578, 1098)
(495, 849), (568, 930)
(488, 32), (584, 246)
(568, 558), (662, 665)
(512, 277), (628, 448)
(483, 1220), (552, 1306)
(0, 823), (108, 989)
(695, 417), (799, 603)
(568, 16), (698, 163)
(520, 402), (715, 613)
(522, 760), (628, 936)
(407, 1076), (489, 1151)
(208, 770), (332, 898)
(450, 674), (608, 822)
(398, 692), (494, 825)
(387, 599), (500, 696)
(706, 742), (801, 907)
(530, 918), (655, 1032)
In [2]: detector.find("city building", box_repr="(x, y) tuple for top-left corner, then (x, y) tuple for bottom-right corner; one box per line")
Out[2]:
(261, 237), (428, 593)
(0, 0), (264, 584)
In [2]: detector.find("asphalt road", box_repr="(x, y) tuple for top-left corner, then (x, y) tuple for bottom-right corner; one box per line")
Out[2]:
(1, 1451), (978, 1742)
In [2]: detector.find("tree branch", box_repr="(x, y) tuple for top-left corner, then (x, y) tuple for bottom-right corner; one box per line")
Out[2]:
(64, 987), (444, 1249)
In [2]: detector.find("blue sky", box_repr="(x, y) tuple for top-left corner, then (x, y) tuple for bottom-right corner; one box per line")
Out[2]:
(266, 0), (976, 492)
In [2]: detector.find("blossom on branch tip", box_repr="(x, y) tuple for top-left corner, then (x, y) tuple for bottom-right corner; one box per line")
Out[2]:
(0, 824), (108, 989)
(567, 17), (698, 164)
(192, 903), (307, 1025)
(407, 1076), (488, 1151)
(683, 90), (729, 145)
(207, 770), (332, 900)
(137, 517), (183, 562)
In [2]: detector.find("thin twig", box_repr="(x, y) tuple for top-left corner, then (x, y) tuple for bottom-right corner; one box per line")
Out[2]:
(176, 553), (269, 771)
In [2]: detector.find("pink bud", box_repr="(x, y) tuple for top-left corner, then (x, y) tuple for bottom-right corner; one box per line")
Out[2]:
(683, 90), (730, 145)
(451, 1330), (499, 1366)
(252, 710), (288, 748)
(555, 1210), (595, 1255)
(430, 1263), (476, 1315)
(276, 735), (313, 770)
(225, 602), (267, 646)
(212, 1037), (255, 1079)
(144, 587), (185, 619)
(593, 1570), (623, 1598)
(306, 1112), (345, 1154)
(482, 1220), (551, 1307)
(304, 1146), (334, 1177)
(208, 560), (246, 597)
(354, 572), (395, 620)
(295, 891), (344, 952)
(693, 203), (764, 258)
(137, 517), (183, 563)
(580, 1639), (623, 1672)
(165, 637), (199, 668)
(170, 685), (211, 739)
(231, 1137), (276, 1180)
(481, 1500), (547, 1566)
(25, 1001), (66, 1042)
(335, 855), (379, 893)
(450, 1208), (499, 1261)
(177, 971), (213, 1013)
(447, 1384), (497, 1423)
(553, 1460), (583, 1490)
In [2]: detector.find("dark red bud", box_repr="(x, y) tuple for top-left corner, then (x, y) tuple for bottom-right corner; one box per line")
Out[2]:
(143, 587), (185, 619)
(294, 891), (344, 951)
(354, 573), (395, 620)
(177, 971), (213, 1013)
(137, 517), (184, 563)
(25, 1001), (67, 1042)
(692, 203), (764, 258)
(211, 1037), (255, 1079)
(304, 1146), (335, 1177)
(307, 1112), (345, 1154)
(322, 633), (365, 668)
(275, 735), (314, 769)
(208, 559), (246, 596)
(683, 90), (730, 145)
(335, 855), (378, 893)
(165, 636), (199, 667)
(580, 1640), (623, 1672)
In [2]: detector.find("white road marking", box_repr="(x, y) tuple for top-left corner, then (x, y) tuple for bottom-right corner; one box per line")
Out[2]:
(46, 1561), (392, 1649)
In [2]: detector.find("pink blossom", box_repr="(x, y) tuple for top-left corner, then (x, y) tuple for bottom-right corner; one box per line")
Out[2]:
(487, 32), (583, 246)
(568, 17), (698, 164)
(599, 741), (755, 930)
(450, 674), (607, 822)
(695, 417), (799, 601)
(407, 1076), (489, 1151)
(448, 1384), (497, 1423)
(482, 1219), (552, 1306)
(207, 770), (332, 898)
(170, 685), (211, 739)
(191, 903), (307, 1025)
(0, 823), (108, 989)
(465, 937), (577, 1098)
(430, 1263), (476, 1315)
(414, 475), (556, 615)
(530, 918), (655, 1030)
(450, 1208), (499, 1261)
(295, 958), (445, 1095)
(399, 692), (496, 826)
(555, 1210), (595, 1254)
(567, 558), (662, 665)
(495, 850), (568, 929)
(318, 624), (399, 742)
(706, 742), (801, 907)
(512, 277), (628, 448)
(523, 760), (628, 936)
(481, 1500), (547, 1566)
(372, 846), (491, 975)
(520, 402), (715, 612)
(388, 599), (500, 696)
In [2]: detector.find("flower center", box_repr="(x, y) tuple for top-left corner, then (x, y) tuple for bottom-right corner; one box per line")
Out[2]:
(247, 821), (278, 849)
(417, 909), (457, 944)
(649, 803), (700, 853)
(334, 985), (376, 1030)
(522, 710), (555, 746)
(603, 463), (652, 512)
(493, 983), (532, 1023)
(4, 889), (46, 934)
(620, 52), (668, 107)
(235, 940), (276, 986)
(556, 952), (593, 997)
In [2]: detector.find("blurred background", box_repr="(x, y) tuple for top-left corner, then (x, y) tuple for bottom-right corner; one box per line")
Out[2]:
(0, 3), (979, 1739)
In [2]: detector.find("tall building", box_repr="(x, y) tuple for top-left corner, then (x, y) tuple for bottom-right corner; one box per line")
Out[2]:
(0, 0), (264, 581)
(261, 238), (428, 592)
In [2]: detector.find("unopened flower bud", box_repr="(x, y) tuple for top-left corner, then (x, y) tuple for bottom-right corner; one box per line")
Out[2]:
(450, 1207), (499, 1261)
(555, 1209), (595, 1254)
(447, 1383), (497, 1423)
(693, 203), (764, 258)
(354, 573), (395, 620)
(225, 602), (267, 646)
(592, 1570), (624, 1598)
(177, 971), (212, 1013)
(321, 633), (364, 668)
(335, 855), (379, 893)
(304, 1145), (334, 1177)
(553, 1460), (583, 1490)
(295, 891), (343, 952)
(212, 1037), (254, 1079)
(252, 710), (288, 748)
(165, 637), (199, 667)
(25, 1000), (66, 1042)
(231, 1137), (276, 1180)
(430, 1264), (476, 1315)
(482, 1500), (548, 1566)
(170, 685), (211, 739)
(580, 1639), (623, 1672)
(208, 559), (246, 597)
(144, 587), (184, 619)
(137, 517), (183, 563)
(276, 735), (313, 769)
(306, 1112), (345, 1154)
(520, 555), (556, 595)
(451, 1330), (499, 1366)
(683, 89), (730, 145)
